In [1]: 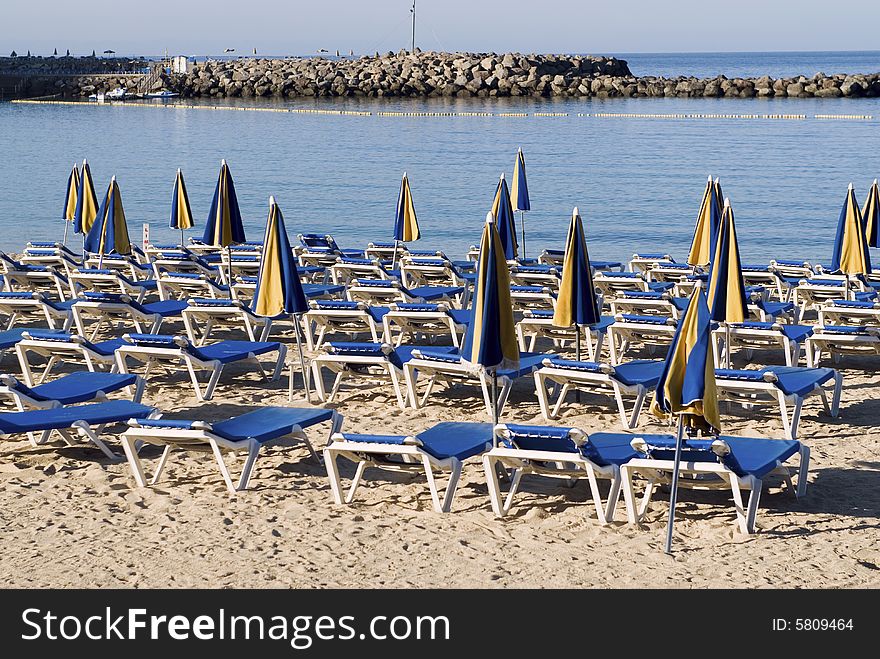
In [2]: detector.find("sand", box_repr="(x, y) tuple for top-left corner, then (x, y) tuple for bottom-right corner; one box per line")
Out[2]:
(1, 321), (879, 590)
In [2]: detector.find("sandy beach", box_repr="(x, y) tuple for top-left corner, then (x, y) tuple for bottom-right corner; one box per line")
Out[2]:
(2, 318), (878, 590)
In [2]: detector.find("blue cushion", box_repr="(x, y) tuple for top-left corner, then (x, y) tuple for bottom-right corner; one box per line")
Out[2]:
(0, 400), (154, 436)
(189, 340), (280, 363)
(14, 372), (139, 405)
(415, 422), (494, 460)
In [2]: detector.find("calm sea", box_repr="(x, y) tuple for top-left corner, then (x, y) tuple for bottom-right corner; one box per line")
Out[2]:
(1, 51), (879, 264)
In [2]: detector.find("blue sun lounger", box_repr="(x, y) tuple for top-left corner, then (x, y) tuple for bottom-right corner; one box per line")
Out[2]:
(115, 333), (286, 401)
(533, 358), (666, 428)
(514, 310), (612, 356)
(509, 285), (557, 312)
(620, 433), (810, 534)
(608, 313), (679, 364)
(311, 342), (457, 409)
(231, 276), (344, 303)
(712, 321), (813, 367)
(0, 291), (75, 330)
(627, 252), (676, 272)
(0, 371), (144, 409)
(330, 257), (400, 285)
(72, 292), (188, 340)
(714, 366), (841, 439)
(484, 424), (641, 523)
(122, 406), (343, 493)
(181, 297), (274, 344)
(818, 299), (880, 326)
(69, 268), (158, 302)
(16, 329), (125, 384)
(403, 349), (554, 419)
(381, 302), (470, 347)
(155, 271), (230, 300)
(609, 290), (690, 319)
(0, 399), (157, 459)
(324, 421), (494, 512)
(805, 324), (880, 366)
(303, 300), (390, 350)
(347, 278), (464, 308)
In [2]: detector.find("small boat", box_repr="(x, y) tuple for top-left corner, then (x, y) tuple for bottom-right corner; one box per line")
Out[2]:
(105, 86), (128, 99)
(143, 90), (179, 99)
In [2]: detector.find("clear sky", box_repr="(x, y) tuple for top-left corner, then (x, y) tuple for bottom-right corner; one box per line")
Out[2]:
(4, 0), (880, 57)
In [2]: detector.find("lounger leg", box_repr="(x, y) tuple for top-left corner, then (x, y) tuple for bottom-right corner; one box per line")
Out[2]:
(502, 468), (524, 515)
(389, 367), (407, 411)
(328, 372), (345, 403)
(797, 445), (810, 498)
(236, 441), (261, 491)
(421, 456), (444, 513)
(404, 364), (419, 409)
(323, 449), (345, 505)
(776, 391), (792, 439)
(70, 422), (121, 461)
(787, 395), (804, 441)
(550, 382), (571, 419)
(496, 378), (513, 417)
(605, 468), (623, 523)
(186, 361), (208, 401)
(418, 377), (436, 409)
(534, 372), (553, 420)
(440, 460), (463, 513)
(208, 440), (238, 494)
(831, 372), (842, 417)
(346, 460), (368, 503)
(121, 435), (149, 487)
(150, 445), (174, 485)
(727, 474), (751, 534)
(482, 455), (506, 517)
(272, 345), (287, 381)
(620, 465), (639, 524)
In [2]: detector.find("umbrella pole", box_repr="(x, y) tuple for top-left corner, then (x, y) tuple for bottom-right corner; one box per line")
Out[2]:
(290, 313), (311, 403)
(180, 228), (185, 249)
(63, 220), (69, 246)
(575, 322), (581, 402)
(491, 369), (498, 426)
(391, 239), (399, 271)
(520, 212), (527, 260)
(844, 275), (850, 302)
(226, 245), (234, 299)
(725, 321), (732, 369)
(664, 415), (686, 555)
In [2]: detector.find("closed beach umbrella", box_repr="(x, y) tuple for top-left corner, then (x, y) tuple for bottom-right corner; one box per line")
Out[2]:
(862, 179), (879, 249)
(511, 147), (531, 257)
(490, 173), (518, 261)
(649, 286), (720, 553)
(85, 176), (131, 266)
(252, 196), (310, 401)
(686, 175), (723, 268)
(73, 158), (98, 237)
(461, 212), (519, 424)
(169, 168), (195, 247)
(831, 183), (871, 298)
(706, 198), (748, 367)
(204, 159), (246, 294)
(552, 206), (600, 363)
(392, 171), (420, 266)
(62, 163), (80, 245)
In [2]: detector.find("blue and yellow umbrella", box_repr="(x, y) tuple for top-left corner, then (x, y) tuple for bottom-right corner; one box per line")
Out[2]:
(511, 147), (531, 257)
(84, 176), (131, 266)
(650, 285), (720, 553)
(73, 158), (99, 237)
(461, 212), (519, 423)
(686, 175), (723, 268)
(392, 171), (420, 266)
(831, 183), (871, 298)
(203, 159), (246, 247)
(252, 196), (310, 400)
(62, 163), (80, 245)
(552, 206), (600, 362)
(862, 178), (879, 249)
(490, 173), (518, 261)
(706, 198), (748, 367)
(169, 168), (195, 246)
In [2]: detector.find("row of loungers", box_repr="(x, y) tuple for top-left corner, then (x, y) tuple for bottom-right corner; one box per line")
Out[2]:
(0, 369), (807, 534)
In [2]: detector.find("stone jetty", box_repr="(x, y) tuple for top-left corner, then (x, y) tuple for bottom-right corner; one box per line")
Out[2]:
(3, 51), (880, 99)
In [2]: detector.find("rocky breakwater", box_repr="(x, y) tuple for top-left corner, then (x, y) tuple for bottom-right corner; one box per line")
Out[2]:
(164, 51), (631, 98)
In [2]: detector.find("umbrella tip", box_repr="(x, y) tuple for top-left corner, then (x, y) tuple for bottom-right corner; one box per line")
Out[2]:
(485, 211), (495, 224)
(500, 172), (505, 181)
(874, 178), (878, 185)
(402, 171), (407, 178)
(269, 195), (276, 206)
(714, 177), (720, 184)
(221, 158), (226, 166)
(177, 167), (181, 173)
(724, 197), (730, 208)
(111, 175), (116, 183)
(848, 182), (854, 190)
(707, 175), (712, 182)
(82, 158), (87, 165)
(573, 206), (579, 216)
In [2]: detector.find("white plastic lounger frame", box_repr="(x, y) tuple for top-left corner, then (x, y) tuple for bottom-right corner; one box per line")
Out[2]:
(181, 300), (272, 345)
(382, 304), (465, 348)
(533, 360), (653, 428)
(71, 295), (166, 340)
(483, 424), (623, 524)
(15, 332), (118, 385)
(805, 326), (880, 367)
(122, 410), (343, 494)
(514, 312), (607, 356)
(627, 253), (675, 273)
(310, 344), (409, 409)
(711, 324), (805, 367)
(714, 370), (842, 440)
(69, 269), (154, 302)
(303, 302), (387, 350)
(114, 335), (286, 402)
(0, 292), (73, 330)
(155, 271), (227, 301)
(324, 430), (490, 513)
(607, 315), (677, 365)
(620, 437), (810, 534)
